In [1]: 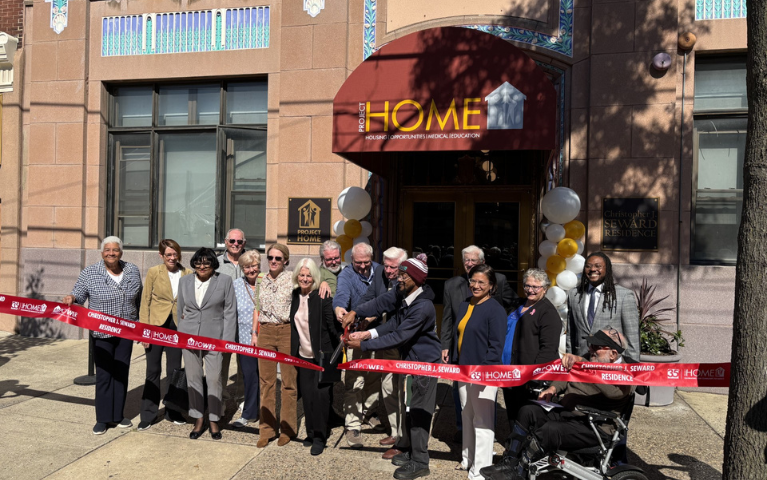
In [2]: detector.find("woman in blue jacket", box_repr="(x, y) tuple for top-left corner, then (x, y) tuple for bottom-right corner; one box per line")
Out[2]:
(450, 264), (507, 479)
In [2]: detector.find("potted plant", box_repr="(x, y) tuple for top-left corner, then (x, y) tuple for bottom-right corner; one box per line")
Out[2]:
(632, 278), (685, 406)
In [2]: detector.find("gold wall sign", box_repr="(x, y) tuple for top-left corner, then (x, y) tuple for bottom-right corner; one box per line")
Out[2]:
(288, 198), (331, 245)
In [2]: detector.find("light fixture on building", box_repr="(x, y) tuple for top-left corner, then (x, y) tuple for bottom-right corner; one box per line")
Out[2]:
(678, 32), (697, 51)
(652, 52), (672, 72)
(0, 32), (19, 93)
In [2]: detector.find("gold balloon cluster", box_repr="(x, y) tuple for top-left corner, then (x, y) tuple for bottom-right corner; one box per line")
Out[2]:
(545, 220), (585, 282)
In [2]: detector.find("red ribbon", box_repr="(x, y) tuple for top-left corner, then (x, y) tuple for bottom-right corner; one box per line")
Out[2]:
(339, 358), (730, 388)
(0, 294), (322, 371)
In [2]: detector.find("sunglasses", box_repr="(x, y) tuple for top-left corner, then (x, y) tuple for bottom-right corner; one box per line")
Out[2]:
(267, 255), (284, 262)
(194, 261), (212, 267)
(227, 239), (245, 245)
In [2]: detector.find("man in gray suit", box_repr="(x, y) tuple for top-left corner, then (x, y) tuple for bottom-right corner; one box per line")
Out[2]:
(566, 252), (640, 360)
(441, 245), (518, 441)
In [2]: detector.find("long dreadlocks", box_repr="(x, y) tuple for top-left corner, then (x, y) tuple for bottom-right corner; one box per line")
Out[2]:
(575, 252), (617, 312)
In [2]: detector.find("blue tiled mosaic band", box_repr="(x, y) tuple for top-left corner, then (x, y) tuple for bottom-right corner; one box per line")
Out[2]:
(696, 0), (746, 19)
(102, 7), (270, 57)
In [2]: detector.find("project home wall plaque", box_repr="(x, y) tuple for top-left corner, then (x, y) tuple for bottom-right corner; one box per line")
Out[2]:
(288, 198), (331, 245)
(602, 198), (659, 251)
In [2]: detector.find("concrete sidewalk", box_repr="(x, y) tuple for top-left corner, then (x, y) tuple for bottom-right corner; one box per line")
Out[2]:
(0, 332), (725, 480)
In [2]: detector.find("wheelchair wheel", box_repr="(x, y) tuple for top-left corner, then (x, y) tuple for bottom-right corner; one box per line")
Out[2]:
(609, 470), (649, 480)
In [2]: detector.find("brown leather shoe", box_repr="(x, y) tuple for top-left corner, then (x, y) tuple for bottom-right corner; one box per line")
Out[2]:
(379, 436), (397, 446)
(277, 434), (293, 446)
(382, 448), (403, 460)
(256, 436), (272, 448)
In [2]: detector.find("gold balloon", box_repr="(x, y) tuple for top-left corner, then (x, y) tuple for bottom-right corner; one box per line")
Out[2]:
(546, 270), (557, 287)
(336, 234), (353, 252)
(564, 220), (585, 240)
(546, 255), (567, 274)
(344, 219), (362, 238)
(557, 238), (578, 258)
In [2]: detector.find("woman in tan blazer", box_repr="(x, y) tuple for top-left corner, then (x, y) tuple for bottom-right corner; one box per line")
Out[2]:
(137, 239), (193, 431)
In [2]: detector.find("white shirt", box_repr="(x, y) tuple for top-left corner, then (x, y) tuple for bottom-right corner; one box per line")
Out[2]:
(195, 276), (211, 306)
(583, 283), (604, 319)
(168, 270), (182, 299)
(369, 286), (423, 340)
(109, 271), (124, 284)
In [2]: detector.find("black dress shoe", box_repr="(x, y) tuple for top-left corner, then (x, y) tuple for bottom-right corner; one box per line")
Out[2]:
(210, 421), (222, 440)
(310, 438), (326, 456)
(303, 437), (313, 447)
(189, 427), (205, 440)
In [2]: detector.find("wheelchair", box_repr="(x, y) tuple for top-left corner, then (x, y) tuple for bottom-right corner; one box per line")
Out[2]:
(519, 393), (648, 480)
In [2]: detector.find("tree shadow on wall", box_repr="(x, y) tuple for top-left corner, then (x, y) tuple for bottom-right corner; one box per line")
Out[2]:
(15, 267), (73, 339)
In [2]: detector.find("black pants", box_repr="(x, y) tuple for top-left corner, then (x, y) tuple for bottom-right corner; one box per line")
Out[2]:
(140, 316), (182, 423)
(516, 404), (604, 453)
(396, 374), (438, 467)
(94, 335), (133, 424)
(502, 386), (528, 432)
(298, 356), (332, 443)
(239, 353), (260, 420)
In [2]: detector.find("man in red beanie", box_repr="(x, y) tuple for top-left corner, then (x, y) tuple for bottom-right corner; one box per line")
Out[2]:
(343, 255), (441, 480)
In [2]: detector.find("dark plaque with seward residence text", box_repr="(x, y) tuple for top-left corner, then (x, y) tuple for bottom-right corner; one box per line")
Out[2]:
(602, 198), (659, 251)
(288, 198), (331, 245)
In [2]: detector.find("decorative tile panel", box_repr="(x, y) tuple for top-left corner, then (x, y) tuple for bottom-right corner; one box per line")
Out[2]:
(696, 0), (746, 19)
(101, 7), (270, 57)
(46, 0), (69, 35)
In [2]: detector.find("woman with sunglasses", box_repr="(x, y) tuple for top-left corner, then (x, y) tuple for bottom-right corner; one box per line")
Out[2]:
(501, 268), (562, 428)
(137, 239), (193, 431)
(450, 264), (507, 479)
(177, 247), (237, 440)
(256, 243), (297, 448)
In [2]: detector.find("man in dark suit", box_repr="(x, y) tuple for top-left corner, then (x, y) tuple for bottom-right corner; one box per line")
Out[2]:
(566, 252), (640, 360)
(441, 245), (519, 440)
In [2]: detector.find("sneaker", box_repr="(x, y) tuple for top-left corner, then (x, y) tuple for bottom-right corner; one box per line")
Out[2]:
(231, 417), (249, 428)
(346, 429), (363, 449)
(137, 421), (152, 431)
(117, 418), (133, 429)
(92, 423), (107, 435)
(391, 451), (412, 467)
(393, 461), (430, 480)
(479, 456), (519, 480)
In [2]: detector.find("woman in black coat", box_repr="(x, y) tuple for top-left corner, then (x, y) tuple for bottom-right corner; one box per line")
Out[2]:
(503, 268), (562, 426)
(290, 258), (341, 456)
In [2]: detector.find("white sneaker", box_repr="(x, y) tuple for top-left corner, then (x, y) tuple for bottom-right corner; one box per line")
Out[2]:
(232, 417), (249, 428)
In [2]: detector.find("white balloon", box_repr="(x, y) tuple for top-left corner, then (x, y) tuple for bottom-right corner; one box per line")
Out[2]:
(333, 220), (346, 236)
(339, 187), (372, 220)
(352, 235), (369, 245)
(545, 224), (566, 243)
(343, 250), (352, 263)
(576, 240), (584, 255)
(337, 187), (352, 212)
(556, 303), (568, 322)
(556, 270), (578, 291)
(566, 254), (585, 274)
(541, 187), (581, 225)
(545, 286), (567, 307)
(537, 256), (548, 270)
(540, 221), (550, 234)
(359, 221), (373, 238)
(539, 240), (558, 258)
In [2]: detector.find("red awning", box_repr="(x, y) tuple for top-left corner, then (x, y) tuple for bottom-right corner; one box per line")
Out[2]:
(332, 27), (557, 172)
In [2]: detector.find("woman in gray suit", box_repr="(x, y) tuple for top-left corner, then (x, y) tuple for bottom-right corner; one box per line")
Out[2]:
(177, 247), (237, 440)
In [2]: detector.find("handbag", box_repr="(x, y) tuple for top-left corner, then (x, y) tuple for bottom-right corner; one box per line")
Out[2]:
(163, 367), (189, 414)
(318, 350), (342, 384)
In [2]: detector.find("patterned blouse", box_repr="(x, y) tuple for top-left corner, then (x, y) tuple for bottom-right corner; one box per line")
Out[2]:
(234, 277), (260, 344)
(258, 270), (293, 325)
(70, 260), (142, 339)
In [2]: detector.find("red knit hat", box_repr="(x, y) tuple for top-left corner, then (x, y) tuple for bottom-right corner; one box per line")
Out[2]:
(399, 256), (428, 286)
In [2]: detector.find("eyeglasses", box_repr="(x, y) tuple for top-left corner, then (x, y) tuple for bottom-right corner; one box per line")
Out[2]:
(463, 258), (481, 265)
(468, 279), (488, 287)
(267, 255), (284, 262)
(523, 284), (544, 292)
(227, 239), (245, 245)
(194, 261), (212, 268)
(324, 256), (341, 263)
(163, 253), (179, 259)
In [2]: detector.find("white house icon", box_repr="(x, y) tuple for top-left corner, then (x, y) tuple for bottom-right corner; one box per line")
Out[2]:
(485, 82), (527, 130)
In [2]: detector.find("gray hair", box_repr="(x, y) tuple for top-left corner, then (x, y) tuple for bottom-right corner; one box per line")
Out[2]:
(383, 246), (408, 264)
(225, 228), (246, 240)
(462, 245), (485, 262)
(238, 250), (262, 268)
(522, 268), (551, 289)
(292, 258), (321, 291)
(319, 240), (341, 259)
(351, 242), (374, 258)
(101, 236), (123, 251)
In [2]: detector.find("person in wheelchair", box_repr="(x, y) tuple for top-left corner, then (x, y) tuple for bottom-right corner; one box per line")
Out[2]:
(481, 327), (634, 480)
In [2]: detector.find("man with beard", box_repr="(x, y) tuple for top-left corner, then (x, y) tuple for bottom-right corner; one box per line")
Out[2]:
(344, 256), (441, 480)
(480, 327), (634, 480)
(318, 240), (344, 296)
